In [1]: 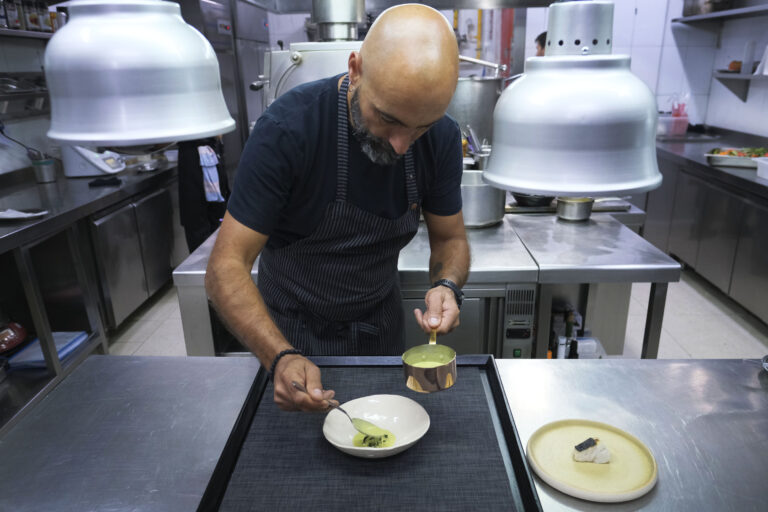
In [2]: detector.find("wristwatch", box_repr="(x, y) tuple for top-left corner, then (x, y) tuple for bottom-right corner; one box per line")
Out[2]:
(431, 279), (464, 309)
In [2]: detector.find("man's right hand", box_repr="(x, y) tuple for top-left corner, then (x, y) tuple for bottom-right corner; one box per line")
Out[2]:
(272, 354), (336, 412)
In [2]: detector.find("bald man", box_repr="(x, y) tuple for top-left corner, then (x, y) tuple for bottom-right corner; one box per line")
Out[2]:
(206, 4), (470, 411)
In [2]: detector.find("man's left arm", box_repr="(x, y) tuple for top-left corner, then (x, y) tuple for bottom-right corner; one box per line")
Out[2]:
(413, 210), (470, 334)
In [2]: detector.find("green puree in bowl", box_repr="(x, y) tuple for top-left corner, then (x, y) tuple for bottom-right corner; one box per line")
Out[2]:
(353, 427), (396, 448)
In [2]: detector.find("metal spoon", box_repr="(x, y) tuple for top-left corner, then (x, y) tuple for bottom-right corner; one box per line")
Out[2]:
(290, 381), (384, 440)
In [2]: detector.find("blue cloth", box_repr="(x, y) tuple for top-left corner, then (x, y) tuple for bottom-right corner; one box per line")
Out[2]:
(227, 73), (463, 249)
(198, 145), (225, 202)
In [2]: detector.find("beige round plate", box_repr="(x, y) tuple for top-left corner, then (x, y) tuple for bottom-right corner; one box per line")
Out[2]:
(526, 419), (658, 503)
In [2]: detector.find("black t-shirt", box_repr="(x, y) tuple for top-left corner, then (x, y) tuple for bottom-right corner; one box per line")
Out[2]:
(227, 74), (463, 249)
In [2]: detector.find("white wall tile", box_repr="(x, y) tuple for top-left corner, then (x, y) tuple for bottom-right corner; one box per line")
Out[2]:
(612, 0), (637, 48)
(632, 0), (667, 46)
(613, 45), (632, 57)
(687, 93), (710, 124)
(684, 24), (718, 47)
(664, 19), (689, 47)
(657, 45), (686, 95)
(630, 45), (662, 93)
(682, 46), (715, 95)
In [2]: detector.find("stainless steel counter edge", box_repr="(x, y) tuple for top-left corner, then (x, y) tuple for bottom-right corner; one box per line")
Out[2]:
(173, 216), (541, 288)
(498, 358), (768, 511)
(0, 166), (178, 254)
(657, 138), (768, 203)
(0, 355), (261, 512)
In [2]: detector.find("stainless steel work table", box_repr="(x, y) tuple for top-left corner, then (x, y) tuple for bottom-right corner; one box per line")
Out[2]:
(509, 214), (681, 359)
(498, 358), (768, 511)
(0, 355), (260, 512)
(173, 220), (540, 356)
(0, 356), (764, 510)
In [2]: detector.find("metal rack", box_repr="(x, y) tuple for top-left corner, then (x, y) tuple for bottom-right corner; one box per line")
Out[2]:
(0, 28), (53, 40)
(1, 223), (108, 436)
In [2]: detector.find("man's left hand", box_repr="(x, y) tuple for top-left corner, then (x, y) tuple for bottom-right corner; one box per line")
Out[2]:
(413, 285), (460, 334)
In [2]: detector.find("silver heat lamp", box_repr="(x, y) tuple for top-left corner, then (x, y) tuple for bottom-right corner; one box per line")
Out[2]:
(483, 0), (661, 196)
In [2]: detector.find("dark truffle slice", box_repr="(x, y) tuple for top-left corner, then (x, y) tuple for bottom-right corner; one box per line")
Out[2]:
(574, 437), (598, 452)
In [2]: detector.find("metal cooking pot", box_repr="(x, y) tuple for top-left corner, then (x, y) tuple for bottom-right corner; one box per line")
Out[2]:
(446, 76), (501, 146)
(556, 197), (595, 221)
(461, 170), (505, 228)
(402, 331), (456, 393)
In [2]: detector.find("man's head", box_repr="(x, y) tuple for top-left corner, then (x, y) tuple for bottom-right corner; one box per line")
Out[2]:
(535, 31), (547, 57)
(347, 3), (459, 164)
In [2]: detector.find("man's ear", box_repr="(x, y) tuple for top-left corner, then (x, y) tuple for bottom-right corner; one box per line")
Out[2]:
(348, 51), (363, 88)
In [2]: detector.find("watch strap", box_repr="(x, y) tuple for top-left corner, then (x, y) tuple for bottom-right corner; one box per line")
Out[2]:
(431, 278), (464, 308)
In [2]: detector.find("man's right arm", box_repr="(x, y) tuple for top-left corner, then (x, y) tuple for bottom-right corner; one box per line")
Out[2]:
(205, 212), (334, 411)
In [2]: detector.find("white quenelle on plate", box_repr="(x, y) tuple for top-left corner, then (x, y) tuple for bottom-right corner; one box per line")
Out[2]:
(322, 394), (430, 459)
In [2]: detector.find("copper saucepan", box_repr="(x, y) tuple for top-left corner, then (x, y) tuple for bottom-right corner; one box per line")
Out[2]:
(402, 329), (457, 393)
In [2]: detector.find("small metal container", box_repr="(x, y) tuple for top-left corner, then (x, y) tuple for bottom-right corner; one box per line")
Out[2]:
(556, 197), (594, 221)
(461, 170), (505, 228)
(32, 159), (57, 183)
(402, 343), (457, 393)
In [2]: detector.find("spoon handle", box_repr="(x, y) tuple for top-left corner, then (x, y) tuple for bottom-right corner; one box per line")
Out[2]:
(429, 328), (437, 344)
(290, 381), (351, 419)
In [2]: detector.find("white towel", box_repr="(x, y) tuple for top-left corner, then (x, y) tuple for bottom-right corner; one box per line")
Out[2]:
(198, 145), (225, 202)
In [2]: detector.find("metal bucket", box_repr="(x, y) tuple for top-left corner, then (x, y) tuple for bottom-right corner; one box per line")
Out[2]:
(446, 77), (501, 146)
(461, 170), (505, 228)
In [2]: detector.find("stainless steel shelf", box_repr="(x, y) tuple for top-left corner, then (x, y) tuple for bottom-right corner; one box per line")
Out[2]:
(672, 5), (768, 24)
(0, 28), (53, 40)
(0, 91), (47, 101)
(713, 72), (768, 102)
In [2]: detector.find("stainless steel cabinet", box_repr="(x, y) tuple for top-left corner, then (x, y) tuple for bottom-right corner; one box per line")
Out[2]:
(696, 185), (743, 293)
(643, 157), (678, 252)
(668, 172), (707, 266)
(91, 204), (148, 328)
(402, 298), (487, 355)
(134, 189), (173, 297)
(729, 201), (768, 324)
(91, 187), (174, 329)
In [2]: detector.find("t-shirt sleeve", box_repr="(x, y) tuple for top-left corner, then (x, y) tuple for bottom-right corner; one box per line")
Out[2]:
(421, 118), (463, 216)
(226, 114), (301, 235)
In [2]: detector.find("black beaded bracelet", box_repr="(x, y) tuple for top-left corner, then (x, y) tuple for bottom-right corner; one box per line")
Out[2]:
(268, 348), (303, 377)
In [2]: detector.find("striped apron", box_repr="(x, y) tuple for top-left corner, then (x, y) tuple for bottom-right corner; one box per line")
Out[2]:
(257, 76), (421, 356)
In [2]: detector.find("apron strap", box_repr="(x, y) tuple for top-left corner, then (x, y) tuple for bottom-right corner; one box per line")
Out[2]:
(337, 76), (351, 201)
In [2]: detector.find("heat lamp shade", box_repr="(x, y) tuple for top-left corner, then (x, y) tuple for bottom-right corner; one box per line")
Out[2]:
(483, 55), (662, 196)
(44, 0), (235, 146)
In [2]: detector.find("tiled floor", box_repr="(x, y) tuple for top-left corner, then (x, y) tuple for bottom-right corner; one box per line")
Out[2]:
(109, 270), (768, 359)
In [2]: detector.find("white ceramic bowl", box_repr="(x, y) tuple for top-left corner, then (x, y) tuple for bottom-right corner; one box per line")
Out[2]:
(322, 394), (430, 459)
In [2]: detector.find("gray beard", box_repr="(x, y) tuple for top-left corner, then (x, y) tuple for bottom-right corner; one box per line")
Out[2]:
(350, 88), (402, 166)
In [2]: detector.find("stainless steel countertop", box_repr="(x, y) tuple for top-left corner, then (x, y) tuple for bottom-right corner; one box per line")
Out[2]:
(1, 357), (764, 510)
(509, 214), (681, 283)
(0, 166), (177, 254)
(656, 130), (768, 202)
(0, 355), (260, 512)
(497, 358), (768, 511)
(173, 216), (541, 287)
(173, 211), (662, 288)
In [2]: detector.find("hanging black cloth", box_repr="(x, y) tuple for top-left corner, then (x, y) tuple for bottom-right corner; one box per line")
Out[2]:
(177, 137), (230, 252)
